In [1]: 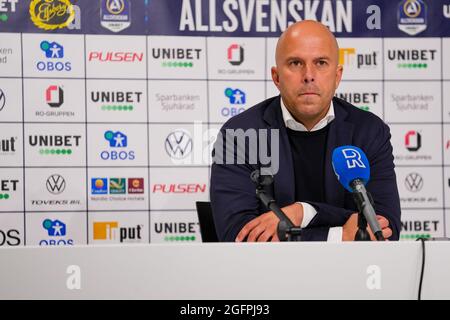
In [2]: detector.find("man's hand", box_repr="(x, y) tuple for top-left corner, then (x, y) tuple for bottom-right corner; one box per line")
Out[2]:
(342, 213), (393, 241)
(235, 203), (303, 242)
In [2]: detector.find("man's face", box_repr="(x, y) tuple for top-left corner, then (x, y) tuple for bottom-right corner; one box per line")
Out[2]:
(272, 29), (343, 129)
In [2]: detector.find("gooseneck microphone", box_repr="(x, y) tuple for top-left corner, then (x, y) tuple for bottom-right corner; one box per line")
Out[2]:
(331, 146), (385, 241)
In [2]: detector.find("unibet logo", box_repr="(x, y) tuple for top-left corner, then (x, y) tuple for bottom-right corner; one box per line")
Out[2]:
(339, 48), (378, 69)
(335, 92), (378, 112)
(37, 41), (72, 72)
(46, 85), (64, 108)
(387, 49), (436, 69)
(93, 221), (142, 242)
(227, 44), (244, 66)
(154, 222), (198, 242)
(29, 135), (81, 155)
(152, 48), (202, 68)
(0, 179), (19, 200)
(0, 0), (18, 23)
(91, 91), (142, 112)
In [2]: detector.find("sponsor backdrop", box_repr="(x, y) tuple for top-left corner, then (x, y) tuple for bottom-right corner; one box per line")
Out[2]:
(0, 0), (449, 246)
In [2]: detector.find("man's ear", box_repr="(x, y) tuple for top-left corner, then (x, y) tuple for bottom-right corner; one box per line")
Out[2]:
(271, 66), (280, 88)
(335, 64), (343, 88)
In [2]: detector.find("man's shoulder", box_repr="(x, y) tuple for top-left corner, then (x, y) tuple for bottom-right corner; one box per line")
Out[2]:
(334, 97), (385, 128)
(220, 96), (279, 130)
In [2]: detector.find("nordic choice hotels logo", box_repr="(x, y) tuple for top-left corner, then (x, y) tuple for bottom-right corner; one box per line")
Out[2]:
(91, 178), (144, 195)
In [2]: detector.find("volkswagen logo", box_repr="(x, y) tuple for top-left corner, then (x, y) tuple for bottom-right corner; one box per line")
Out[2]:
(165, 130), (193, 159)
(405, 172), (423, 192)
(0, 89), (5, 112)
(46, 174), (66, 194)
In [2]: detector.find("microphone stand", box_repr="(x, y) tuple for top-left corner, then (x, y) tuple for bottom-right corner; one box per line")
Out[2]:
(251, 170), (302, 241)
(352, 191), (372, 241)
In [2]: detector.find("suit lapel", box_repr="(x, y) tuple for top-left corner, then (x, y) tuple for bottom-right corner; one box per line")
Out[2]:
(263, 97), (295, 207)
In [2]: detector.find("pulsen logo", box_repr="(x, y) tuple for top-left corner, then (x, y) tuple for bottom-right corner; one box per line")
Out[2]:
(88, 51), (144, 62)
(405, 130), (421, 151)
(227, 44), (244, 66)
(152, 183), (206, 194)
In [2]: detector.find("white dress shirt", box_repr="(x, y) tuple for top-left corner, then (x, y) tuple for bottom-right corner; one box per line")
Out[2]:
(280, 98), (343, 242)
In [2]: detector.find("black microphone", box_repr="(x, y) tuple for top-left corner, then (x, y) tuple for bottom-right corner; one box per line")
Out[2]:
(250, 169), (301, 241)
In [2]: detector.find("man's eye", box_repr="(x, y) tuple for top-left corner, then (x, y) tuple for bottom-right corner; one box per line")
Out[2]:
(290, 60), (301, 66)
(317, 60), (328, 66)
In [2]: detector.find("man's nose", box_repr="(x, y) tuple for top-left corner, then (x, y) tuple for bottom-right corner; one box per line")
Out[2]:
(303, 64), (315, 83)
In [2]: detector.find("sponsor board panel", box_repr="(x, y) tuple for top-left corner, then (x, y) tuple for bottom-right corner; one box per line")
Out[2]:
(150, 211), (201, 243)
(0, 212), (24, 247)
(0, 168), (23, 212)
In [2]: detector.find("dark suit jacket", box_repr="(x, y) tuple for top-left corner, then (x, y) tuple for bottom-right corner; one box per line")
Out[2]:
(210, 96), (401, 241)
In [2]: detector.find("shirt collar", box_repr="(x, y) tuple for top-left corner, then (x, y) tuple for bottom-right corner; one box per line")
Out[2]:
(280, 98), (335, 132)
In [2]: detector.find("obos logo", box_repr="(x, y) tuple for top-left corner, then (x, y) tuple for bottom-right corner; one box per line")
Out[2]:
(0, 88), (6, 112)
(0, 0), (17, 23)
(0, 228), (21, 246)
(37, 40), (72, 72)
(165, 130), (193, 159)
(40, 219), (73, 246)
(339, 48), (379, 69)
(93, 221), (142, 243)
(397, 0), (427, 36)
(29, 0), (75, 30)
(227, 44), (244, 66)
(222, 88), (246, 117)
(101, 0), (131, 33)
(0, 179), (19, 201)
(101, 130), (135, 161)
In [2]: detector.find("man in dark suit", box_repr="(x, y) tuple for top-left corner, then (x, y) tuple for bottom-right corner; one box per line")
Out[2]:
(210, 20), (401, 242)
